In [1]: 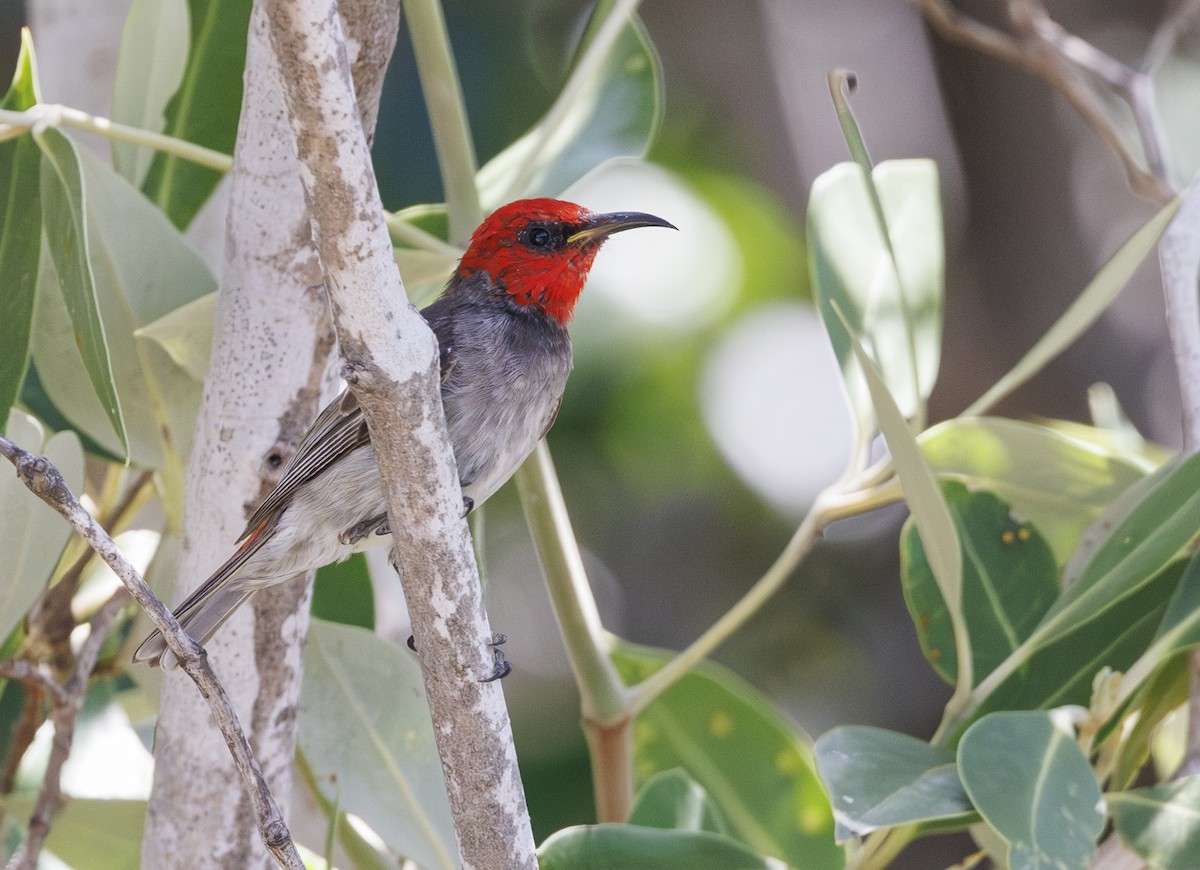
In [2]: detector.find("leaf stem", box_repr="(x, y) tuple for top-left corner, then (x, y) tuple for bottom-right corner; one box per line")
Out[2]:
(627, 491), (834, 718)
(400, 0), (481, 243)
(0, 104), (231, 172)
(515, 442), (628, 722)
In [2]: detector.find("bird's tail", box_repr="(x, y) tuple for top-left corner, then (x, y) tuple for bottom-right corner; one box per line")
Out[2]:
(132, 586), (253, 670)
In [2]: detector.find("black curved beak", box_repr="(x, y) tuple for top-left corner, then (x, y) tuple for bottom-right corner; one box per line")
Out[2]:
(567, 211), (677, 245)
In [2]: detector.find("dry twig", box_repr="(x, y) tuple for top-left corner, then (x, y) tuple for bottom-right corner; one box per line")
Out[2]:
(913, 0), (1180, 202)
(0, 436), (303, 870)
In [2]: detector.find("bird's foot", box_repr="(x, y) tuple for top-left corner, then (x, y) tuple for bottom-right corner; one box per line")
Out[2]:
(404, 632), (512, 681)
(481, 633), (511, 682)
(339, 513), (390, 545)
(462, 496), (474, 517)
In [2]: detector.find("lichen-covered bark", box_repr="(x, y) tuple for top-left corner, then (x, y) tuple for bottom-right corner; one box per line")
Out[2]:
(263, 0), (537, 866)
(142, 1), (399, 866)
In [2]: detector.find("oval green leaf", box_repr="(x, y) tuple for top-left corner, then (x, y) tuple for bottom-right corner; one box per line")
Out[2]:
(628, 769), (734, 836)
(814, 725), (973, 840)
(537, 824), (785, 870)
(958, 711), (1104, 870)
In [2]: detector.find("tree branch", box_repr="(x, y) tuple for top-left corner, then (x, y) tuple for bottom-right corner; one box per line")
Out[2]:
(913, 0), (1176, 202)
(262, 0), (537, 866)
(0, 436), (303, 870)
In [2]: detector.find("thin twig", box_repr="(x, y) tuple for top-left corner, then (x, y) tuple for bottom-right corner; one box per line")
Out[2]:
(2, 588), (130, 870)
(913, 0), (1175, 202)
(0, 105), (232, 172)
(1143, 0), (1200, 73)
(0, 435), (303, 870)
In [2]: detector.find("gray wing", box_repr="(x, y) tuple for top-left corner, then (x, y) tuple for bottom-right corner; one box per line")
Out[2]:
(240, 389), (371, 536)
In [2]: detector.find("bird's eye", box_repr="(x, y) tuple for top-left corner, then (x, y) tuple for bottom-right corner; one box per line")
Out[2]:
(525, 225), (552, 249)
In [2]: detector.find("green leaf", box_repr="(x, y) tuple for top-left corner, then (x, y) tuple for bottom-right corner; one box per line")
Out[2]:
(298, 619), (456, 870)
(311, 552), (375, 630)
(537, 824), (785, 870)
(958, 712), (1104, 870)
(0, 797), (145, 868)
(111, 0), (190, 186)
(0, 31), (42, 428)
(133, 290), (215, 382)
(1033, 452), (1200, 650)
(809, 160), (943, 437)
(612, 640), (842, 870)
(34, 128), (128, 457)
(32, 144), (215, 478)
(920, 417), (1149, 563)
(965, 198), (1180, 416)
(1109, 775), (1200, 870)
(814, 725), (974, 840)
(140, 0), (249, 228)
(969, 560), (1181, 724)
(0, 411), (83, 643)
(628, 769), (734, 837)
(477, 12), (662, 206)
(1110, 653), (1189, 790)
(902, 483), (1058, 687)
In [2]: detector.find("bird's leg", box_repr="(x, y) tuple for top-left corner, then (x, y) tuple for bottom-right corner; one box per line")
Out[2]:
(339, 513), (390, 545)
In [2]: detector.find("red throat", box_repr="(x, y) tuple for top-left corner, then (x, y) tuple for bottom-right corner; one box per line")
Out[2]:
(457, 199), (601, 325)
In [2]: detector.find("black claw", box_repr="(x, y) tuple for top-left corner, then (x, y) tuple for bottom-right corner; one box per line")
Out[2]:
(462, 496), (475, 517)
(406, 634), (417, 652)
(481, 633), (511, 681)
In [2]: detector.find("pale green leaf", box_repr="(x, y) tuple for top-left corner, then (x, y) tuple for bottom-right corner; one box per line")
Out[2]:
(839, 310), (967, 692)
(0, 411), (83, 643)
(1033, 452), (1200, 649)
(628, 769), (734, 837)
(965, 199), (1180, 416)
(298, 619), (456, 870)
(1109, 775), (1200, 870)
(920, 417), (1147, 563)
(537, 824), (786, 870)
(134, 291), (214, 382)
(111, 0), (190, 186)
(809, 160), (943, 438)
(477, 13), (661, 206)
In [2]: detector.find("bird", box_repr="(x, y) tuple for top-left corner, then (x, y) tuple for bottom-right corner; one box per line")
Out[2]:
(134, 197), (676, 668)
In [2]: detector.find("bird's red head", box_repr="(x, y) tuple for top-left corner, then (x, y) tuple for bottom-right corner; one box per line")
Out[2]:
(457, 198), (675, 325)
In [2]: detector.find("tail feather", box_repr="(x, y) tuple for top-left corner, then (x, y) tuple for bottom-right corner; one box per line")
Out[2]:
(132, 586), (254, 669)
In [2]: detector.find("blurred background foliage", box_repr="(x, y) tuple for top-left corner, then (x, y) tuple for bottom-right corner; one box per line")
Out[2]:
(1, 1), (1195, 866)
